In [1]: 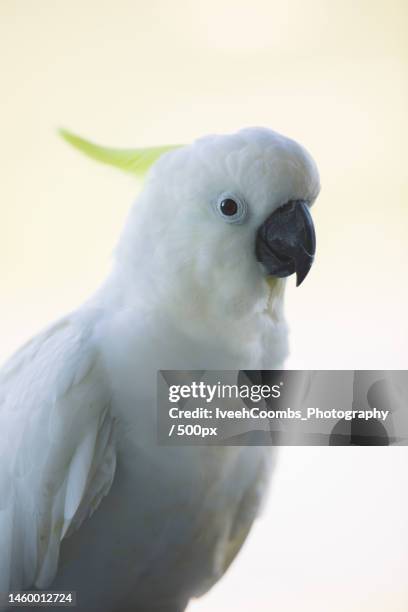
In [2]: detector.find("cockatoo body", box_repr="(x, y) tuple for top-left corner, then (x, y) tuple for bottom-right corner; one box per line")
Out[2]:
(0, 127), (320, 611)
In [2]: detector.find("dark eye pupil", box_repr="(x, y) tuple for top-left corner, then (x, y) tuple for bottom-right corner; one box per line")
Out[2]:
(220, 198), (238, 216)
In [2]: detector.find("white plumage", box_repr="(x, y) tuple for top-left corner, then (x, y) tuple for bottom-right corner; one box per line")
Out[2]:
(0, 127), (319, 611)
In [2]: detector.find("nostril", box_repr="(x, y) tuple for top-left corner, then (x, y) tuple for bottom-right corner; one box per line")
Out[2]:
(279, 200), (298, 213)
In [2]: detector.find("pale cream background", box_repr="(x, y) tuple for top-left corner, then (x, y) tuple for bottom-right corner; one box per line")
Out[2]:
(0, 1), (407, 610)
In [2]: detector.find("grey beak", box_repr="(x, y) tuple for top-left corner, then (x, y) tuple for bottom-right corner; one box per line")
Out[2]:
(255, 200), (316, 286)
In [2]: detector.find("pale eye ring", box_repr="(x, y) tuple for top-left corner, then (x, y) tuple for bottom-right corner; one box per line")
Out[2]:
(215, 193), (248, 224)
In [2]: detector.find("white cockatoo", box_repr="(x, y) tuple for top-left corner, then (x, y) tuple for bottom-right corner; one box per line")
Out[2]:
(0, 127), (320, 611)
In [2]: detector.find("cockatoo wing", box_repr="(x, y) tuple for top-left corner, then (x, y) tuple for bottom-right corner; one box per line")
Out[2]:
(0, 310), (116, 593)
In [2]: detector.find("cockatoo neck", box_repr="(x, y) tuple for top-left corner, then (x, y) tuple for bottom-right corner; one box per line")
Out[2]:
(99, 258), (288, 362)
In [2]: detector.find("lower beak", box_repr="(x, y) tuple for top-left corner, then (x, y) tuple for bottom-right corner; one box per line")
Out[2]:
(255, 200), (316, 286)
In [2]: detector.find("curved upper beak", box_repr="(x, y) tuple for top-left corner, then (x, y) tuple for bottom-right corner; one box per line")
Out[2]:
(255, 200), (316, 286)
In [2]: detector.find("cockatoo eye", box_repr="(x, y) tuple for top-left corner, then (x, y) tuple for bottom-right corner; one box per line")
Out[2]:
(220, 198), (238, 216)
(215, 194), (248, 224)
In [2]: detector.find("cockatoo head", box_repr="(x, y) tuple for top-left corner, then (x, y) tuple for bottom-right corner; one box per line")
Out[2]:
(62, 127), (320, 323)
(119, 127), (319, 319)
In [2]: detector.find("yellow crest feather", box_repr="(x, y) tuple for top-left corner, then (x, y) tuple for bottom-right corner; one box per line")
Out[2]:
(59, 129), (182, 177)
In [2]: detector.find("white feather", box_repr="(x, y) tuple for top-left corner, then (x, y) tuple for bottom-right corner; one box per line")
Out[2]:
(0, 309), (115, 594)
